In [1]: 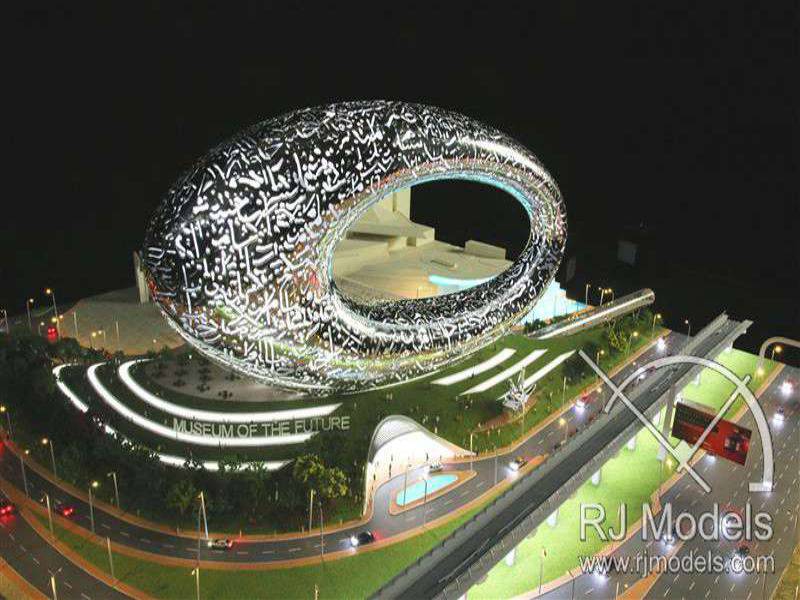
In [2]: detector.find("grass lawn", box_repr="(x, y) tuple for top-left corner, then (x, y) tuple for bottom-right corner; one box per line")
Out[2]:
(774, 541), (800, 600)
(468, 349), (777, 599)
(32, 487), (504, 600)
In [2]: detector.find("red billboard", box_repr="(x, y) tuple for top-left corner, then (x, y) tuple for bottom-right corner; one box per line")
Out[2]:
(671, 400), (752, 465)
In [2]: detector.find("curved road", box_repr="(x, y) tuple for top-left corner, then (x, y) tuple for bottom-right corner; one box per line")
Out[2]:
(0, 334), (676, 578)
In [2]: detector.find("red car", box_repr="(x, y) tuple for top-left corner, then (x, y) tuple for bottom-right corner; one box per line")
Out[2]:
(0, 500), (15, 516)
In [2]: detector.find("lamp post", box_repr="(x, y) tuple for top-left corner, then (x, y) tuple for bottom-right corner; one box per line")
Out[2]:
(538, 548), (547, 594)
(191, 568), (200, 600)
(607, 288), (615, 302)
(38, 321), (44, 336)
(0, 405), (12, 438)
(308, 489), (315, 532)
(599, 288), (607, 305)
(18, 451), (29, 497)
(469, 432), (475, 471)
(26, 298), (34, 331)
(89, 480), (99, 534)
(198, 491), (209, 541)
(626, 331), (639, 354)
(107, 471), (120, 511)
(494, 446), (499, 485)
(317, 498), (324, 560)
(684, 319), (691, 339)
(584, 283), (591, 306)
(771, 345), (783, 361)
(422, 477), (429, 527)
(595, 349), (605, 385)
(42, 437), (57, 478)
(107, 537), (116, 581)
(90, 331), (96, 349)
(45, 288), (59, 336)
(44, 492), (54, 535)
(561, 376), (568, 407)
(559, 417), (568, 443)
(651, 312), (661, 333)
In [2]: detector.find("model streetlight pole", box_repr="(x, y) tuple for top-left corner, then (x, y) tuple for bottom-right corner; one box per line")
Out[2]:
(652, 312), (661, 332)
(191, 568), (200, 600)
(108, 471), (120, 510)
(26, 298), (34, 330)
(771, 345), (783, 361)
(45, 288), (60, 336)
(584, 283), (591, 306)
(685, 318), (691, 339)
(422, 477), (429, 527)
(0, 405), (12, 438)
(44, 492), (54, 535)
(18, 452), (29, 497)
(42, 437), (57, 478)
(89, 480), (99, 534)
(107, 537), (116, 581)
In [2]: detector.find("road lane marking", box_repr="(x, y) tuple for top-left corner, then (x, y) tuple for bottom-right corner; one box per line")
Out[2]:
(120, 531), (130, 537)
(288, 547), (301, 553)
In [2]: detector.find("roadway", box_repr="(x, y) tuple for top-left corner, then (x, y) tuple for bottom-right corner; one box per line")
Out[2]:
(375, 318), (744, 598)
(0, 333), (680, 568)
(535, 362), (799, 599)
(0, 488), (129, 599)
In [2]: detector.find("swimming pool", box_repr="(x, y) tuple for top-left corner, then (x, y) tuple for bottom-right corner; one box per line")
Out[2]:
(397, 474), (458, 506)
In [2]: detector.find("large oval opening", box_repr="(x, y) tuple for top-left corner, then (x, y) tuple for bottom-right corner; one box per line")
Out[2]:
(331, 181), (530, 304)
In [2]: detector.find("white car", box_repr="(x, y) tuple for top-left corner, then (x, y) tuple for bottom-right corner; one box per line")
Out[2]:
(207, 538), (233, 550)
(509, 456), (528, 472)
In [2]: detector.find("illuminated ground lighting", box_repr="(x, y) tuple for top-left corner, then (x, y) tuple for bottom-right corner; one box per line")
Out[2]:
(119, 359), (341, 423)
(461, 349), (548, 395)
(142, 101), (566, 393)
(86, 364), (312, 447)
(780, 380), (793, 396)
(657, 337), (667, 351)
(432, 348), (517, 386)
(52, 366), (287, 470)
(517, 350), (575, 391)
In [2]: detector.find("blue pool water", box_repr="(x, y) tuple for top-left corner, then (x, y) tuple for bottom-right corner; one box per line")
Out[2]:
(397, 474), (458, 506)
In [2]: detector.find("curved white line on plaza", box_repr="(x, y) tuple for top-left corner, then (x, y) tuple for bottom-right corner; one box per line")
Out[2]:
(432, 348), (517, 386)
(86, 363), (313, 447)
(118, 360), (341, 424)
(519, 350), (575, 390)
(52, 366), (288, 470)
(53, 364), (90, 413)
(461, 349), (548, 395)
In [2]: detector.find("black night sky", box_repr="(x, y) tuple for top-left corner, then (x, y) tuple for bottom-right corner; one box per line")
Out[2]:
(4, 2), (798, 352)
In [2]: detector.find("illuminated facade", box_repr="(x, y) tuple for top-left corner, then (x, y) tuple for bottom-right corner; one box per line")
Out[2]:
(143, 101), (567, 392)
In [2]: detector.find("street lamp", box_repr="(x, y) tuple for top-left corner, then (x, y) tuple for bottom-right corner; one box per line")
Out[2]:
(651, 312), (662, 333)
(684, 319), (691, 339)
(626, 331), (639, 354)
(25, 298), (34, 331)
(607, 288), (615, 302)
(89, 480), (99, 534)
(561, 376), (568, 407)
(559, 417), (568, 443)
(584, 283), (591, 306)
(190, 568), (200, 600)
(107, 471), (121, 511)
(41, 437), (57, 478)
(599, 288), (607, 305)
(45, 288), (60, 336)
(771, 345), (783, 361)
(0, 405), (12, 438)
